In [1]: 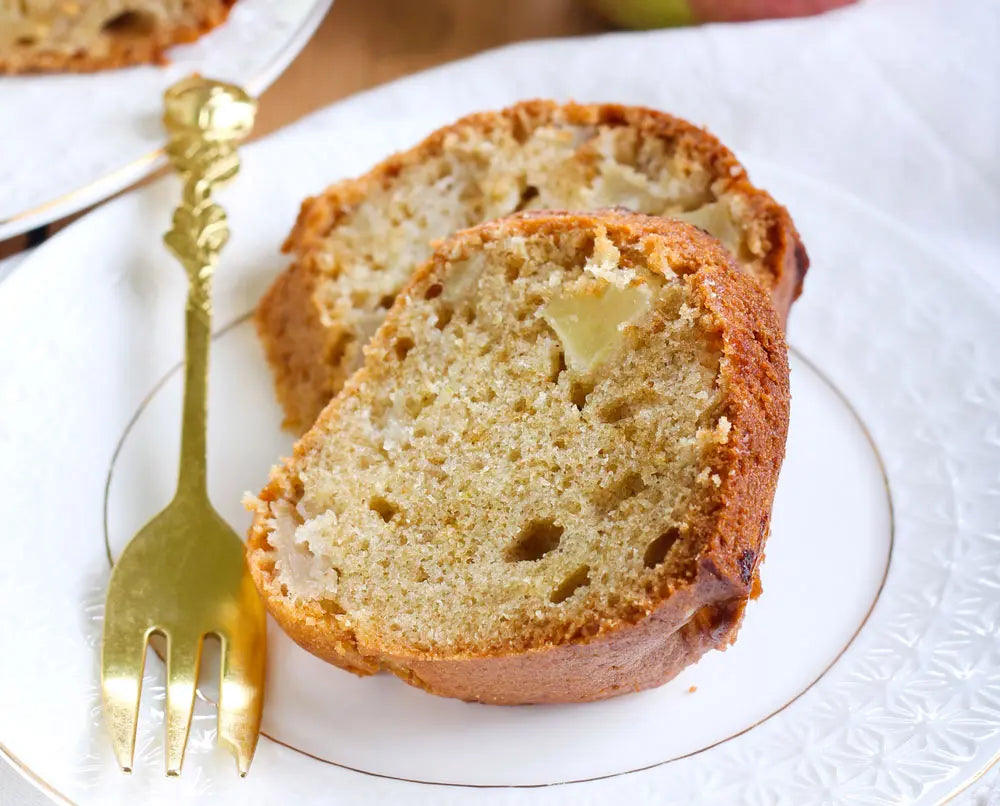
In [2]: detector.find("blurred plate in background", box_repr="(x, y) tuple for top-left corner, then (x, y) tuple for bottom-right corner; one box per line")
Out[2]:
(0, 0), (332, 241)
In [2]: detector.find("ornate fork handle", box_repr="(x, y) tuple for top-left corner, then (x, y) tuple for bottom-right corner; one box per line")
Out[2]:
(161, 78), (256, 500)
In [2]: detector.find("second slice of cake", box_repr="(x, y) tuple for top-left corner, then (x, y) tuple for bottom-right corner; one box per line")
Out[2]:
(258, 101), (808, 430)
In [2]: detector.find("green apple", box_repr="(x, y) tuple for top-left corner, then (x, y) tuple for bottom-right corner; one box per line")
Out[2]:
(586, 0), (858, 28)
(586, 0), (695, 28)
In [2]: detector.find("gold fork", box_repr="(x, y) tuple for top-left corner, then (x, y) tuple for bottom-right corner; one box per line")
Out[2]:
(101, 76), (266, 778)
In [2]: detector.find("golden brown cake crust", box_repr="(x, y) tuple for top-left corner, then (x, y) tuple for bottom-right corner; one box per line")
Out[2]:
(247, 210), (790, 704)
(0, 1), (234, 74)
(257, 100), (807, 432)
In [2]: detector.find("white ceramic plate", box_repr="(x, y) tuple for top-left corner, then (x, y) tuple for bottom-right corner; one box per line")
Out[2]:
(0, 0), (332, 240)
(1, 109), (999, 806)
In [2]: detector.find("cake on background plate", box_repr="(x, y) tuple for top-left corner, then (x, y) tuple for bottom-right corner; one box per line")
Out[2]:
(0, 0), (235, 73)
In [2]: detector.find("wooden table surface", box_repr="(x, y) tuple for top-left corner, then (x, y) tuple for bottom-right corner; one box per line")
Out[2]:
(256, 0), (606, 139)
(0, 0), (608, 259)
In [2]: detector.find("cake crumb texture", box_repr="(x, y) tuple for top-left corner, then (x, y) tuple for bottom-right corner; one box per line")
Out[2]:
(247, 210), (790, 704)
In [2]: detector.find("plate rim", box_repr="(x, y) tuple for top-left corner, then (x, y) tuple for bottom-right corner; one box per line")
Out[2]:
(0, 743), (74, 806)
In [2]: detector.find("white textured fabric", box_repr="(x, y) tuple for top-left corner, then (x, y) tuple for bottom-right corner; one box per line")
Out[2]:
(2, 0), (997, 801)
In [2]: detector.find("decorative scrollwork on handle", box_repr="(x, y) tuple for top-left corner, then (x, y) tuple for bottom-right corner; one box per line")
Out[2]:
(162, 77), (257, 318)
